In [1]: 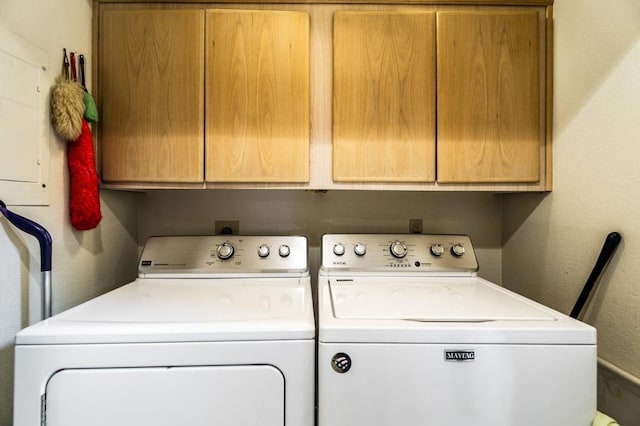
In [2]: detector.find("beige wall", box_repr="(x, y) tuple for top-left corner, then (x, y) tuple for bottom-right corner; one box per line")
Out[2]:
(0, 1), (140, 424)
(139, 190), (504, 284)
(503, 0), (640, 422)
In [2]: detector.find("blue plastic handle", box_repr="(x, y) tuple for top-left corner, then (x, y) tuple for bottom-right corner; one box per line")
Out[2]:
(0, 200), (52, 272)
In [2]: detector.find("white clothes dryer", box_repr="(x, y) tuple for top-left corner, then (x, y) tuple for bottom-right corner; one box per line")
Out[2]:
(14, 235), (315, 426)
(318, 234), (596, 426)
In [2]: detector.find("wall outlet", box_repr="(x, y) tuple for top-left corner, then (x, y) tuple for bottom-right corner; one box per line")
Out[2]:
(215, 220), (239, 235)
(409, 219), (423, 234)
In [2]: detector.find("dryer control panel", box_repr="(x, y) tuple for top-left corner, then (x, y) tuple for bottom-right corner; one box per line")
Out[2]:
(321, 234), (478, 274)
(139, 235), (308, 277)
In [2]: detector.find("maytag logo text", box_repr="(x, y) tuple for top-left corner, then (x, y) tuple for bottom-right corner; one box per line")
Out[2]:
(444, 350), (476, 362)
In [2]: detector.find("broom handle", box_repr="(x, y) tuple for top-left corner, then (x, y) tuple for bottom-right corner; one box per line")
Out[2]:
(570, 232), (622, 319)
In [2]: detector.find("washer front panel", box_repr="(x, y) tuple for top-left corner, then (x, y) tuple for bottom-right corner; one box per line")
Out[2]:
(318, 342), (596, 426)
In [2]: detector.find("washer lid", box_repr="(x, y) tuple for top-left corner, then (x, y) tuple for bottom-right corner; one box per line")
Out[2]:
(16, 277), (315, 345)
(329, 277), (555, 322)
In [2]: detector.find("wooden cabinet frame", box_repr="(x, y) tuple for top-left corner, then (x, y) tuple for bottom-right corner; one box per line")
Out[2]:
(93, 1), (553, 191)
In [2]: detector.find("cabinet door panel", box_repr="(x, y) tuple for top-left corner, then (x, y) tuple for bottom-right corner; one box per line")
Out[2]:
(100, 10), (205, 183)
(205, 10), (309, 183)
(333, 11), (436, 183)
(437, 11), (542, 183)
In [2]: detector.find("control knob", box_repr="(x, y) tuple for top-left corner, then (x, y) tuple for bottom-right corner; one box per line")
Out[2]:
(258, 244), (270, 258)
(216, 242), (235, 260)
(354, 243), (367, 256)
(451, 244), (466, 257)
(430, 244), (445, 257)
(333, 243), (346, 256)
(390, 241), (408, 258)
(279, 244), (291, 258)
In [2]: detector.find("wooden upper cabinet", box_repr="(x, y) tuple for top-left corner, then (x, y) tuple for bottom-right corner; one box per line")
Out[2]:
(333, 11), (436, 182)
(436, 11), (543, 183)
(100, 10), (205, 183)
(95, 3), (550, 191)
(205, 10), (310, 183)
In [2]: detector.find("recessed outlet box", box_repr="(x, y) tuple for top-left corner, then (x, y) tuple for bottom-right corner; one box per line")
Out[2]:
(409, 219), (423, 234)
(215, 220), (239, 235)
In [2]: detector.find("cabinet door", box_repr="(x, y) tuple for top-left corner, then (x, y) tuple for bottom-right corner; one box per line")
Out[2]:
(100, 10), (205, 183)
(333, 11), (436, 183)
(205, 10), (309, 183)
(437, 11), (542, 183)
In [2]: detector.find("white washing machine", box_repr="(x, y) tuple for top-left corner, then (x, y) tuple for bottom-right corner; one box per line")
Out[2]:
(14, 235), (315, 426)
(318, 234), (597, 426)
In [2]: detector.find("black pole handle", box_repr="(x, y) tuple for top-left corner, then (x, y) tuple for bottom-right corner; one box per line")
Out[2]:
(570, 232), (622, 319)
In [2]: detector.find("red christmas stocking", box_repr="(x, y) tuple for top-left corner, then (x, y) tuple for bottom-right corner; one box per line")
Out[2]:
(68, 119), (102, 230)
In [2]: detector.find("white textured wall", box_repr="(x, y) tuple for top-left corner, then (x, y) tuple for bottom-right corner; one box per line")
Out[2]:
(0, 1), (140, 424)
(502, 0), (640, 416)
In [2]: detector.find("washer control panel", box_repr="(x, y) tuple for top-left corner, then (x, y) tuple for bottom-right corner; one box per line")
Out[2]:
(321, 234), (478, 273)
(139, 235), (308, 277)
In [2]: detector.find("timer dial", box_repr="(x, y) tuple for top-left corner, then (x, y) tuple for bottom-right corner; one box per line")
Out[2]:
(389, 241), (408, 258)
(216, 242), (235, 260)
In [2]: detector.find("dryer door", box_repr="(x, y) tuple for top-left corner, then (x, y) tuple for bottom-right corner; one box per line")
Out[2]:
(44, 365), (284, 426)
